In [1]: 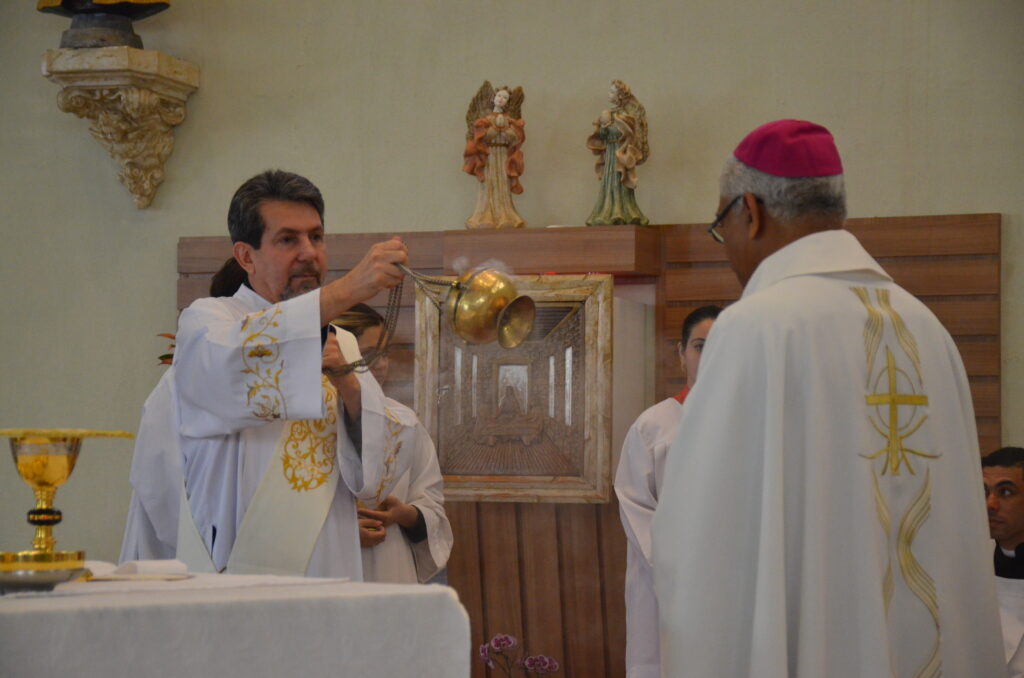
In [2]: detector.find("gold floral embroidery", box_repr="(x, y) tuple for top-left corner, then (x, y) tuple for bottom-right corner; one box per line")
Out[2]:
(371, 407), (405, 505)
(240, 306), (287, 420)
(281, 375), (338, 492)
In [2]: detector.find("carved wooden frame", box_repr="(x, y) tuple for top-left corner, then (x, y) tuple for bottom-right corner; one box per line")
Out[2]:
(415, 274), (613, 502)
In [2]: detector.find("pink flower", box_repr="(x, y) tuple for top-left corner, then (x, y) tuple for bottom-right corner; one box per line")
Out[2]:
(489, 633), (518, 651)
(522, 654), (560, 674)
(478, 643), (495, 669)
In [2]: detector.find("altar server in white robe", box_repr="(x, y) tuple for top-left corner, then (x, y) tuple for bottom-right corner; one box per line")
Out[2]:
(331, 303), (453, 583)
(614, 304), (720, 678)
(121, 169), (414, 579)
(651, 120), (1005, 678)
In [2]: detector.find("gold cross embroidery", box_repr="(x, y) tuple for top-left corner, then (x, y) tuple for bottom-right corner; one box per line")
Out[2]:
(864, 346), (935, 475)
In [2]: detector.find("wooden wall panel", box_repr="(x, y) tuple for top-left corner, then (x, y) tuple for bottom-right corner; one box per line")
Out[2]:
(446, 503), (486, 678)
(558, 505), (608, 678)
(519, 505), (567, 666)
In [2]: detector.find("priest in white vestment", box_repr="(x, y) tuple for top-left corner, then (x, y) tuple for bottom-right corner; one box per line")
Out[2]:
(122, 169), (414, 579)
(615, 305), (720, 678)
(651, 120), (1006, 677)
(332, 304), (453, 583)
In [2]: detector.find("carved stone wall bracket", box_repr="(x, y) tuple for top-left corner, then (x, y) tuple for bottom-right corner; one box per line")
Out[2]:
(42, 47), (199, 208)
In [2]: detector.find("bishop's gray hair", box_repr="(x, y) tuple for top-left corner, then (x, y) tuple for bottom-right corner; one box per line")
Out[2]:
(719, 156), (847, 224)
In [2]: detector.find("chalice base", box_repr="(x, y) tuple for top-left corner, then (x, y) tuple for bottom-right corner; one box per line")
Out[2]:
(0, 549), (85, 594)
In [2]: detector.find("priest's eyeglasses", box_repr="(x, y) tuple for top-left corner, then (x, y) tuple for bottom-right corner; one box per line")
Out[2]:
(708, 195), (742, 243)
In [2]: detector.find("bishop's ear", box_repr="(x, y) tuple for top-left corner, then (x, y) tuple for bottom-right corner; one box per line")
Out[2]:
(232, 241), (257, 275)
(743, 193), (765, 240)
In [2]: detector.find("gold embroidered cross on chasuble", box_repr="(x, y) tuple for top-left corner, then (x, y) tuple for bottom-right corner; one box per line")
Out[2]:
(852, 286), (941, 678)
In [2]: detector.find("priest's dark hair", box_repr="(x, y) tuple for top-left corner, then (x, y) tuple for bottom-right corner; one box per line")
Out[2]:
(227, 169), (325, 248)
(209, 257), (248, 297)
(331, 303), (384, 338)
(681, 305), (723, 346)
(982, 447), (1024, 470)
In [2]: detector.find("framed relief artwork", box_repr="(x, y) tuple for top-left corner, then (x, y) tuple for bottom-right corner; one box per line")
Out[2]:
(415, 274), (613, 502)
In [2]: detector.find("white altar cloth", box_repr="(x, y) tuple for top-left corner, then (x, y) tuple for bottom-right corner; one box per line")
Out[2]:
(0, 574), (470, 678)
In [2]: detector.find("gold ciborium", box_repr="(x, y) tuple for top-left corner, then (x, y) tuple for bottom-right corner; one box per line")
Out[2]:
(0, 428), (133, 593)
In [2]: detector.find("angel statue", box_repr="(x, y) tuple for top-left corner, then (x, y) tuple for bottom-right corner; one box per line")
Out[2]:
(462, 81), (526, 229)
(585, 80), (650, 226)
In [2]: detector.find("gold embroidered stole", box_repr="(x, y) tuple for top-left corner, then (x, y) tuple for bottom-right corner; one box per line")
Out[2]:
(177, 376), (341, 576)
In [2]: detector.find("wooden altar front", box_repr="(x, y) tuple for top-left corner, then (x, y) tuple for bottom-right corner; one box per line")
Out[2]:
(178, 215), (1000, 678)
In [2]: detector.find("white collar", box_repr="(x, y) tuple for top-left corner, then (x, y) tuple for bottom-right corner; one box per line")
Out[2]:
(233, 283), (273, 310)
(742, 229), (891, 299)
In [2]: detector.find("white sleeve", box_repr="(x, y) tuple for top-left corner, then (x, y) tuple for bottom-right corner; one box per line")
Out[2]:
(615, 419), (659, 564)
(337, 373), (416, 506)
(174, 291), (324, 437)
(405, 424), (453, 582)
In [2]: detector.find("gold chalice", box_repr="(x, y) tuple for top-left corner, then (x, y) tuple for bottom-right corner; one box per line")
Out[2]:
(0, 428), (133, 593)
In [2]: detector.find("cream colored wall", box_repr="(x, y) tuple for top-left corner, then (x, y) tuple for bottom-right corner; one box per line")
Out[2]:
(1, 1), (1021, 562)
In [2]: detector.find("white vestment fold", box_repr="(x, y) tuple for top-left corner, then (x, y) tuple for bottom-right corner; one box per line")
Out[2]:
(615, 396), (685, 678)
(121, 285), (414, 579)
(997, 575), (1024, 677)
(652, 230), (1005, 678)
(360, 398), (453, 584)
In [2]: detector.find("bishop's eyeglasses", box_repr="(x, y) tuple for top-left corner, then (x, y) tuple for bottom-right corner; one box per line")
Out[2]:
(707, 195), (742, 244)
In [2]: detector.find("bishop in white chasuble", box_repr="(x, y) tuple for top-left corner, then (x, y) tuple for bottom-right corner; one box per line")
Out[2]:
(652, 120), (1004, 678)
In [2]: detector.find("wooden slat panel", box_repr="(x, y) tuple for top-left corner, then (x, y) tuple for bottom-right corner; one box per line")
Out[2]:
(599, 500), (627, 678)
(924, 300), (999, 337)
(177, 236), (233, 273)
(978, 418), (1002, 454)
(558, 505), (607, 678)
(846, 214), (1000, 257)
(660, 214), (1000, 263)
(519, 504), (566, 668)
(178, 231), (444, 274)
(177, 275), (211, 310)
(881, 258), (999, 297)
(663, 266), (742, 302)
(446, 504), (486, 678)
(955, 339), (1000, 377)
(479, 504), (524, 658)
(443, 226), (661, 276)
(972, 381), (1000, 418)
(660, 224), (728, 264)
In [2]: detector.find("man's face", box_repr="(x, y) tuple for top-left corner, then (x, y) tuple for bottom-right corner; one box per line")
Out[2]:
(716, 194), (757, 286)
(983, 466), (1024, 550)
(239, 199), (327, 303)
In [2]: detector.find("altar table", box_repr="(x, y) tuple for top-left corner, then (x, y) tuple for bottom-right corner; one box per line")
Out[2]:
(0, 574), (470, 678)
